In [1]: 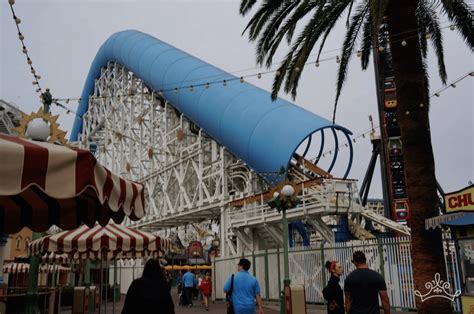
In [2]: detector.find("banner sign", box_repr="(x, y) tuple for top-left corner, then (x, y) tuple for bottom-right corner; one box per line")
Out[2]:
(445, 185), (474, 213)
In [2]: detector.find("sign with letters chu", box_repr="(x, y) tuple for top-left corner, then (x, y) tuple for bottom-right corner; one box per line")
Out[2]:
(444, 185), (474, 213)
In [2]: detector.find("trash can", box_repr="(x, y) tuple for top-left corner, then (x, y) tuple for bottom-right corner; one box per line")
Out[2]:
(284, 284), (306, 314)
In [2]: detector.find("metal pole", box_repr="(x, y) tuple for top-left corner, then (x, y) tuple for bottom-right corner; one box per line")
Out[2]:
(281, 208), (290, 314)
(25, 232), (41, 314)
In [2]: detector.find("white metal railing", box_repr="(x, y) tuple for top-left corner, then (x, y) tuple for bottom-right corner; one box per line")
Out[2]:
(214, 237), (461, 312)
(228, 179), (362, 226)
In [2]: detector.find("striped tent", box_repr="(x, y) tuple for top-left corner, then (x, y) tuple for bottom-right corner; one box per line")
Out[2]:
(2, 263), (30, 274)
(2, 263), (70, 274)
(0, 134), (145, 233)
(28, 222), (171, 260)
(15, 252), (70, 264)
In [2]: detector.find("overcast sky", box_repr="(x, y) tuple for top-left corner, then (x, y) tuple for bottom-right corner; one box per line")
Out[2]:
(1, 0), (472, 198)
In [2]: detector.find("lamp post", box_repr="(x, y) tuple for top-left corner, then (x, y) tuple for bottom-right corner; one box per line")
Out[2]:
(268, 184), (298, 314)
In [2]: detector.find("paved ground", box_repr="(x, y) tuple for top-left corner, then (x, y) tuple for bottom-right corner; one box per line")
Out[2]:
(59, 287), (416, 313)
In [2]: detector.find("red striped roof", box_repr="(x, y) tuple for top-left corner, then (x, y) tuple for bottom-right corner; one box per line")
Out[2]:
(0, 134), (145, 233)
(2, 263), (70, 274)
(29, 223), (171, 260)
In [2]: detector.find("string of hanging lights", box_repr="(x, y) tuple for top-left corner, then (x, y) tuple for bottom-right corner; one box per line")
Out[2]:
(47, 19), (469, 108)
(306, 71), (473, 161)
(8, 0), (45, 102)
(7, 0), (470, 128)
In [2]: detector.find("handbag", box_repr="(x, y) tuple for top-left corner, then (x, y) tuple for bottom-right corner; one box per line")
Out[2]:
(226, 274), (235, 314)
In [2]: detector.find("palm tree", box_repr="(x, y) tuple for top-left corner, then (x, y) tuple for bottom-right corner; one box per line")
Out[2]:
(239, 0), (472, 312)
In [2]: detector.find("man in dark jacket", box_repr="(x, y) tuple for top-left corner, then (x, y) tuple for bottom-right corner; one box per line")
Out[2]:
(344, 251), (390, 314)
(122, 259), (175, 313)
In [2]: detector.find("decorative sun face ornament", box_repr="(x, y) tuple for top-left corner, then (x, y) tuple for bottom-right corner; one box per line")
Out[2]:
(13, 107), (68, 145)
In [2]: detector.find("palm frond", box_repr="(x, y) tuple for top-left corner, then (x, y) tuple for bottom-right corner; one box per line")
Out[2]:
(345, 0), (355, 26)
(417, 0), (447, 83)
(334, 3), (370, 122)
(283, 1), (352, 99)
(440, 0), (474, 48)
(244, 1), (287, 40)
(259, 0), (319, 66)
(360, 15), (373, 69)
(240, 0), (258, 15)
(253, 1), (300, 61)
(270, 50), (297, 99)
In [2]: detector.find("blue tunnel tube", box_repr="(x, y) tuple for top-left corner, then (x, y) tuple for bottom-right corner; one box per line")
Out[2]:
(71, 30), (353, 185)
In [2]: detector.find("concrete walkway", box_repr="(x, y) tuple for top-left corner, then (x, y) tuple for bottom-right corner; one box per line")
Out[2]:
(60, 287), (416, 313)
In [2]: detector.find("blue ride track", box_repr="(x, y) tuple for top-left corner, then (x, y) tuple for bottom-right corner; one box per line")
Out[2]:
(70, 30), (353, 186)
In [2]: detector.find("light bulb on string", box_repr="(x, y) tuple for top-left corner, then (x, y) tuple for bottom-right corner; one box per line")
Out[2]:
(275, 71), (281, 76)
(223, 80), (227, 86)
(378, 46), (385, 52)
(22, 47), (27, 54)
(18, 33), (24, 40)
(356, 51), (362, 58)
(451, 83), (456, 88)
(174, 87), (179, 93)
(240, 77), (244, 83)
(257, 73), (262, 79)
(336, 56), (341, 63)
(27, 58), (32, 65)
(8, 0), (15, 5)
(205, 83), (210, 89)
(401, 40), (407, 46)
(315, 61), (320, 67)
(426, 33), (432, 39)
(189, 85), (194, 92)
(14, 17), (21, 24)
(450, 25), (455, 30)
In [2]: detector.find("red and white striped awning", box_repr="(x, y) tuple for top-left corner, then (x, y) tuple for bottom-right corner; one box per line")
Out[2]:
(2, 263), (29, 274)
(2, 263), (70, 274)
(15, 253), (70, 264)
(0, 134), (145, 233)
(29, 222), (171, 260)
(39, 264), (71, 273)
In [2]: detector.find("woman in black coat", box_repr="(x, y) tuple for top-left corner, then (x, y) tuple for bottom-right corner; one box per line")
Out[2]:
(122, 259), (175, 314)
(322, 260), (345, 314)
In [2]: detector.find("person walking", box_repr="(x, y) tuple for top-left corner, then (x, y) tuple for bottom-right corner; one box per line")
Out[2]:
(122, 259), (174, 314)
(182, 268), (196, 307)
(322, 260), (344, 314)
(200, 273), (212, 311)
(344, 251), (390, 314)
(223, 258), (264, 314)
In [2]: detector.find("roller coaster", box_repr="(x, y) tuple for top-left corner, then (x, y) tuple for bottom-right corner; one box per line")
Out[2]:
(70, 30), (410, 257)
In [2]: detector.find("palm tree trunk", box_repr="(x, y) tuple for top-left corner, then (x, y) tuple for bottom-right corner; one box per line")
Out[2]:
(386, 1), (452, 313)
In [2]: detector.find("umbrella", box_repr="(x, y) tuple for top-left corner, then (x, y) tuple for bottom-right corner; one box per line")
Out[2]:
(0, 133), (147, 313)
(28, 223), (170, 258)
(28, 223), (171, 313)
(0, 134), (146, 234)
